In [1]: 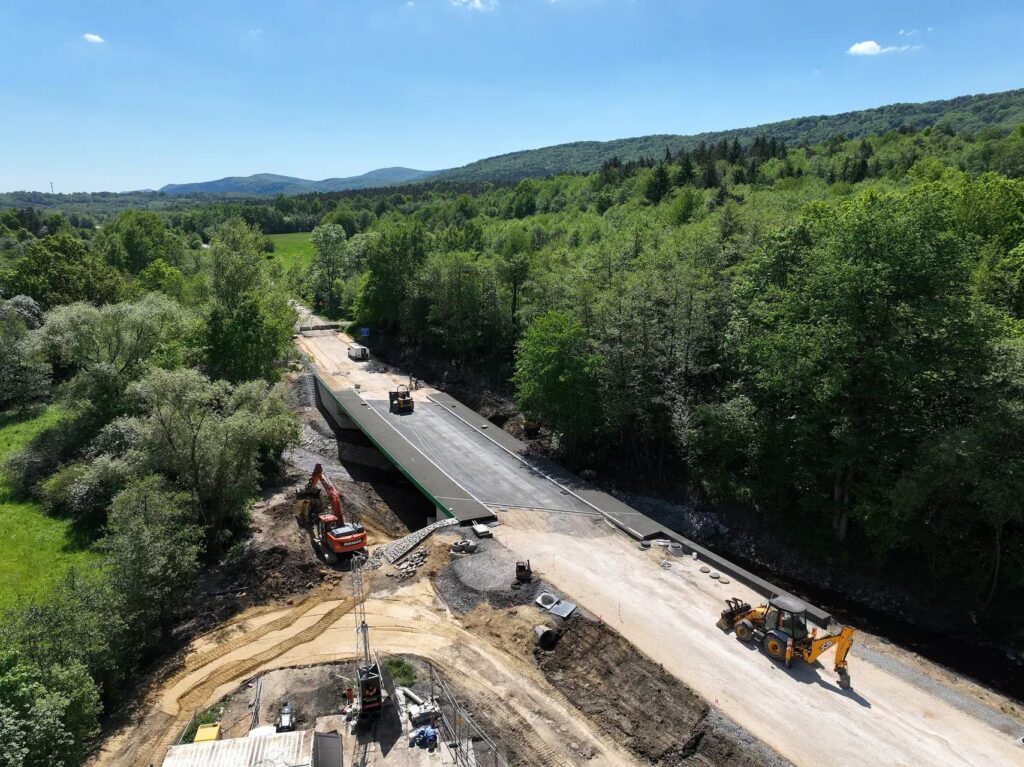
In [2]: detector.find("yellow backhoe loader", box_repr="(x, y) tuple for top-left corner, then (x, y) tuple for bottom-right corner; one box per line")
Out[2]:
(717, 594), (855, 689)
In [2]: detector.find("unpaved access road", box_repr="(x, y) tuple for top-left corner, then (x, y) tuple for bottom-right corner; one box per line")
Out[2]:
(495, 508), (1024, 767)
(91, 572), (642, 767)
(296, 330), (438, 402)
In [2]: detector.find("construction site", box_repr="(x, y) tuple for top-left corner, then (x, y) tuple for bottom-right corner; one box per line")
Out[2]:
(88, 315), (1024, 767)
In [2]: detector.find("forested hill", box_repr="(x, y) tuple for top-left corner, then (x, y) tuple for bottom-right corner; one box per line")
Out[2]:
(434, 88), (1024, 183)
(160, 167), (436, 196)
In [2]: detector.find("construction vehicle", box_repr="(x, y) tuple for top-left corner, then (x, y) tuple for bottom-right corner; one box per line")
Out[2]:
(516, 560), (533, 583)
(297, 463), (367, 563)
(717, 594), (855, 689)
(389, 383), (414, 414)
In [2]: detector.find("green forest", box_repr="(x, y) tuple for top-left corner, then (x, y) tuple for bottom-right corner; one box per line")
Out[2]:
(2, 118), (1024, 762)
(0, 212), (298, 763)
(289, 123), (1024, 620)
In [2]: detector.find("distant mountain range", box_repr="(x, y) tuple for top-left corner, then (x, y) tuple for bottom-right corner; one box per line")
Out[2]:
(432, 88), (1024, 184)
(129, 87), (1024, 196)
(159, 167), (437, 196)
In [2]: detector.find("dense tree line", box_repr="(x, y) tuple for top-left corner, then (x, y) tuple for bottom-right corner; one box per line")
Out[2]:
(3, 121), (1024, 764)
(0, 213), (298, 765)
(292, 125), (1024, 631)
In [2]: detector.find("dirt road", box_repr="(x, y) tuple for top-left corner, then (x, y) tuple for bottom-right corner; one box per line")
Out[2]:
(495, 508), (1024, 767)
(91, 561), (644, 767)
(296, 330), (437, 402)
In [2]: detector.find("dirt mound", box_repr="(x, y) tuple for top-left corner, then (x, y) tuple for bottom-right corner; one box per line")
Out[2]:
(192, 544), (325, 632)
(433, 538), (548, 613)
(537, 615), (791, 766)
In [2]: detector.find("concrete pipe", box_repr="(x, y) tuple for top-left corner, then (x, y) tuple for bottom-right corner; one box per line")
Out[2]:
(534, 625), (560, 650)
(536, 592), (558, 609)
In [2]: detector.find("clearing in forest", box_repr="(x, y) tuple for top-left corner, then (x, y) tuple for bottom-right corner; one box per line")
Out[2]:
(269, 232), (315, 271)
(0, 407), (100, 610)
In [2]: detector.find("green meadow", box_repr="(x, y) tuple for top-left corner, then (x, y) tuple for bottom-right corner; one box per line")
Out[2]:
(0, 408), (100, 610)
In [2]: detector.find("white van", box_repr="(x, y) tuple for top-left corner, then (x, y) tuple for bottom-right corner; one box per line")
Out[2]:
(347, 344), (369, 361)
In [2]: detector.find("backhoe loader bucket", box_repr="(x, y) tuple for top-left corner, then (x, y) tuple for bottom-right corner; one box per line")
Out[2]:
(837, 667), (851, 690)
(717, 598), (751, 630)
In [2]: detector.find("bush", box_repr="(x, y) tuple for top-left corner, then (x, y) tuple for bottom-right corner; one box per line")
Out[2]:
(382, 657), (417, 687)
(102, 476), (202, 656)
(0, 649), (101, 767)
(39, 462), (90, 517)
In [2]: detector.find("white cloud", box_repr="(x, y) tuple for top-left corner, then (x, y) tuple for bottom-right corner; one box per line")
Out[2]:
(82, 33), (106, 44)
(846, 40), (915, 56)
(451, 0), (497, 10)
(898, 28), (918, 36)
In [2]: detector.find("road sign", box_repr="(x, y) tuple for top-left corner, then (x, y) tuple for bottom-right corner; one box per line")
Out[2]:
(360, 327), (370, 337)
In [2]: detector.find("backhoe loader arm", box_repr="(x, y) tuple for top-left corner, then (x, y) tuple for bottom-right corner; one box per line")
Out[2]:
(805, 625), (856, 672)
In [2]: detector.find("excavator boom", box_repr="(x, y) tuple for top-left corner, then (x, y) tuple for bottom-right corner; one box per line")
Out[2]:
(304, 464), (367, 556)
(308, 463), (344, 520)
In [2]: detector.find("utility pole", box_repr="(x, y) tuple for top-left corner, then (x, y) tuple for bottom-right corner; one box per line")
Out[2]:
(50, 182), (54, 194)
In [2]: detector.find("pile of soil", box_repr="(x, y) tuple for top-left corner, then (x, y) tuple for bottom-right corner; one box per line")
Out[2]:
(536, 615), (791, 767)
(191, 545), (325, 635)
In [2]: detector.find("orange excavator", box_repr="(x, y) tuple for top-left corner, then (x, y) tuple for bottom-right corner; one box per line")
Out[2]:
(297, 464), (367, 563)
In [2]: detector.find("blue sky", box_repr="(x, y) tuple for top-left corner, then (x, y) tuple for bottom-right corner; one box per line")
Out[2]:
(1, 0), (1021, 192)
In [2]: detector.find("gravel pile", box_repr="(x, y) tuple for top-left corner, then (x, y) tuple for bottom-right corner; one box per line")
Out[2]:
(433, 537), (548, 613)
(288, 372), (319, 409)
(365, 518), (459, 570)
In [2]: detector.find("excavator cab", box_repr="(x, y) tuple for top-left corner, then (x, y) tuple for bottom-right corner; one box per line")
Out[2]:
(318, 514), (367, 554)
(764, 595), (809, 640)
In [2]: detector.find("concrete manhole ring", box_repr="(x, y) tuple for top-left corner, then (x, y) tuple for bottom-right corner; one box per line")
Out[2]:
(537, 593), (557, 608)
(699, 566), (711, 574)
(719, 577), (731, 584)
(710, 572), (720, 579)
(1018, 736), (1024, 747)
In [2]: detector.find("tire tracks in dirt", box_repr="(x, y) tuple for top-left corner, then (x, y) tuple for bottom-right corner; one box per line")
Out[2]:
(175, 589), (326, 678)
(138, 592), (356, 767)
(472, 694), (574, 767)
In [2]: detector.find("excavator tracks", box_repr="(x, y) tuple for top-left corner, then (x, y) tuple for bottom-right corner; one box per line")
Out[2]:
(471, 695), (574, 767)
(140, 594), (356, 766)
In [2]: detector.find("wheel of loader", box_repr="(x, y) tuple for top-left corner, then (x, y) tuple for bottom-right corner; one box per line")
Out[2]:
(734, 619), (754, 642)
(764, 631), (787, 660)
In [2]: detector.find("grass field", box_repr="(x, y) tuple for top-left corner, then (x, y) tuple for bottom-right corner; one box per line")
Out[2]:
(269, 232), (315, 271)
(0, 407), (100, 611)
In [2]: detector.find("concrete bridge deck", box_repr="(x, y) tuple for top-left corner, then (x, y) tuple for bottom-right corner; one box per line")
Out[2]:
(314, 374), (832, 625)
